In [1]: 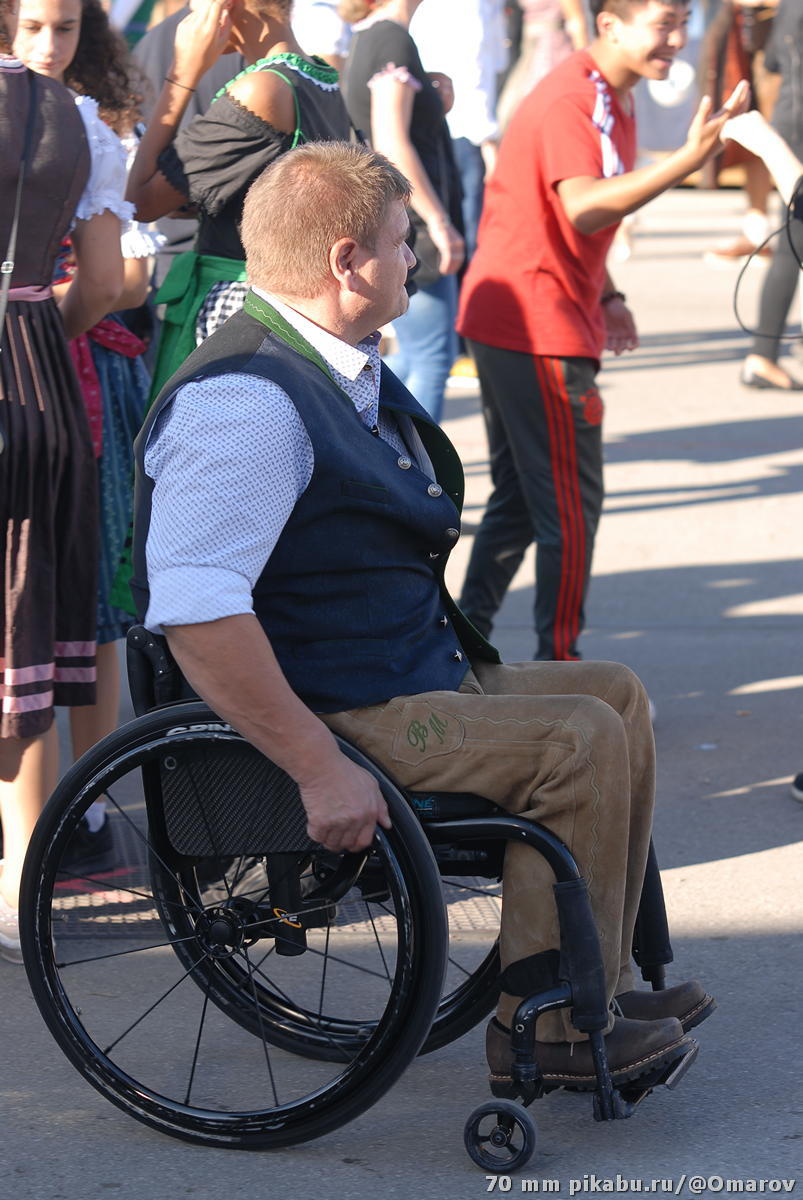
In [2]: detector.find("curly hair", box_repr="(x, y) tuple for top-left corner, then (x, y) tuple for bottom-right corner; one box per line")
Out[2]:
(65, 0), (143, 135)
(0, 0), (13, 53)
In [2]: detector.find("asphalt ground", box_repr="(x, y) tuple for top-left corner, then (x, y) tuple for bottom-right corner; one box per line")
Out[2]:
(2, 185), (802, 1200)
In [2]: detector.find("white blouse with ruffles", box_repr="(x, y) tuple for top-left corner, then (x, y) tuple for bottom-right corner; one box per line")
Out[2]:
(72, 95), (163, 260)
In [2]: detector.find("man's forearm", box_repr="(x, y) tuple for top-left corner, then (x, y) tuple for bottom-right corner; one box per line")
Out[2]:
(165, 614), (341, 787)
(559, 82), (750, 235)
(557, 146), (699, 235)
(165, 613), (391, 852)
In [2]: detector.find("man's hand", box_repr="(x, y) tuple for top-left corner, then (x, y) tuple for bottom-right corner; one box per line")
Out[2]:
(165, 616), (392, 858)
(683, 81), (751, 168)
(603, 296), (639, 355)
(299, 752), (392, 854)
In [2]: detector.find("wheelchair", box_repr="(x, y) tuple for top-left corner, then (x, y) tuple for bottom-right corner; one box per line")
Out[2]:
(18, 626), (695, 1171)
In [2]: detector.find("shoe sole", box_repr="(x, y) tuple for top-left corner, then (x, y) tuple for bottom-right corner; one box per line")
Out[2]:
(741, 376), (803, 391)
(679, 993), (716, 1033)
(489, 1032), (695, 1094)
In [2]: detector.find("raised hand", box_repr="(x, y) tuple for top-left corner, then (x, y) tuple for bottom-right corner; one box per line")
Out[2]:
(684, 80), (751, 168)
(172, 0), (234, 89)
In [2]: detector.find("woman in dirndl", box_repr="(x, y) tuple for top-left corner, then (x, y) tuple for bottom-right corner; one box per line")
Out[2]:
(0, 0), (123, 961)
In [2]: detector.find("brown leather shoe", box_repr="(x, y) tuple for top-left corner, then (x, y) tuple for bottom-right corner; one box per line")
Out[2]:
(614, 981), (716, 1032)
(486, 1014), (694, 1092)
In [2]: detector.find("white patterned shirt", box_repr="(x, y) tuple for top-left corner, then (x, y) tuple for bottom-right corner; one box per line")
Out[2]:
(143, 291), (409, 632)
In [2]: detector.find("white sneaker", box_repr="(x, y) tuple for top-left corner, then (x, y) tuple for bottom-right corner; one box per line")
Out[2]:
(0, 892), (23, 964)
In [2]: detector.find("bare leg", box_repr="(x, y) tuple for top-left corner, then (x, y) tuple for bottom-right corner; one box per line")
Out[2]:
(68, 641), (122, 835)
(69, 641), (121, 760)
(709, 157), (773, 259)
(0, 723), (59, 907)
(744, 155), (772, 224)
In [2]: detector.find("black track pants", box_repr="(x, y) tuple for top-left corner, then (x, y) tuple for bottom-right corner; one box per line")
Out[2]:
(460, 340), (604, 660)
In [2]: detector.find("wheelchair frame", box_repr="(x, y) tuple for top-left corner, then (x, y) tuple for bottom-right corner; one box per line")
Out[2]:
(18, 627), (690, 1171)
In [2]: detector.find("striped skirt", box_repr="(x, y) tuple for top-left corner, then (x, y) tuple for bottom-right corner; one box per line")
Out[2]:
(0, 296), (98, 738)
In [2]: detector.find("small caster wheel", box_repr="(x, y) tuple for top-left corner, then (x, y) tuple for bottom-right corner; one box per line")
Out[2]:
(463, 1099), (537, 1172)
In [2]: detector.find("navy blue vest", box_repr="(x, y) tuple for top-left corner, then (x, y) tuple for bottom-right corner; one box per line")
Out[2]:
(132, 307), (499, 713)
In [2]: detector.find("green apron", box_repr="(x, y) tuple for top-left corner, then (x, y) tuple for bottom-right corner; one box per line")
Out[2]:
(147, 250), (248, 407)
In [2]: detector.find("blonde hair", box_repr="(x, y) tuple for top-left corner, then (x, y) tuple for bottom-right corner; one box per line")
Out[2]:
(241, 140), (411, 298)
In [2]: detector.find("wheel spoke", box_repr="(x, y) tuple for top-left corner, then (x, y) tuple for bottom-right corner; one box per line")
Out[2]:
(245, 888), (393, 937)
(102, 784), (204, 916)
(58, 933), (201, 968)
(317, 923), (331, 1021)
(441, 879), (501, 899)
(446, 953), (473, 978)
(54, 872), (189, 912)
(270, 929), (393, 980)
(28, 708), (445, 1148)
(184, 980), (212, 1105)
(237, 950), (356, 1063)
(241, 945), (280, 1107)
(102, 953), (208, 1055)
(365, 902), (391, 983)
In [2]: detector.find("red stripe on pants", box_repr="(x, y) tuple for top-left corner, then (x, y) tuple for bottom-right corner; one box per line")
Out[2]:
(536, 356), (585, 660)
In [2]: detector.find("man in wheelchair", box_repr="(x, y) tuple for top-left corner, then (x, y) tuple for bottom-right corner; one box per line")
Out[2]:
(131, 140), (714, 1098)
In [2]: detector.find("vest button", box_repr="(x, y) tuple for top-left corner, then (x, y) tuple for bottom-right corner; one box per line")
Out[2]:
(439, 615), (448, 627)
(397, 456), (412, 470)
(445, 527), (459, 541)
(452, 650), (464, 662)
(427, 483), (443, 498)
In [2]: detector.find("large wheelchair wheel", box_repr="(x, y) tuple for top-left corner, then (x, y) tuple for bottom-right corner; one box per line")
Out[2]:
(20, 703), (448, 1150)
(148, 844), (501, 1062)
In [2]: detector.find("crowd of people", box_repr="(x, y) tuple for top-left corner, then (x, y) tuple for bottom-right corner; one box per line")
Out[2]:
(0, 0), (800, 1104)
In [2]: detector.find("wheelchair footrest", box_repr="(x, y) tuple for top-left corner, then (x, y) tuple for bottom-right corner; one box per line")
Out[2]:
(600, 1039), (701, 1115)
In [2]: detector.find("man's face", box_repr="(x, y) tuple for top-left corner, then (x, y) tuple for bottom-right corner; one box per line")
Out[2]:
(605, 0), (689, 82)
(358, 198), (417, 330)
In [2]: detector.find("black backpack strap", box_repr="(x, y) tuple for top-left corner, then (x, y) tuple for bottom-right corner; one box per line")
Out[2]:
(0, 69), (40, 331)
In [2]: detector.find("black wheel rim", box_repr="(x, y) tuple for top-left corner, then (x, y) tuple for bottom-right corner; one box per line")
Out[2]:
(20, 712), (446, 1148)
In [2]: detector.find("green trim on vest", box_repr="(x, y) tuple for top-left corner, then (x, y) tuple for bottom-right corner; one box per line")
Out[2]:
(242, 290), (342, 392)
(242, 290), (463, 503)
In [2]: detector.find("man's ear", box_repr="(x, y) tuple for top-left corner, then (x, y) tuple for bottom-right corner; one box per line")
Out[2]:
(330, 236), (362, 293)
(597, 11), (619, 40)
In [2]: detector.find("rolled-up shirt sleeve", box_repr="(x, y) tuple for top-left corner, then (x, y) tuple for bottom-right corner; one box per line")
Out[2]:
(143, 373), (313, 632)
